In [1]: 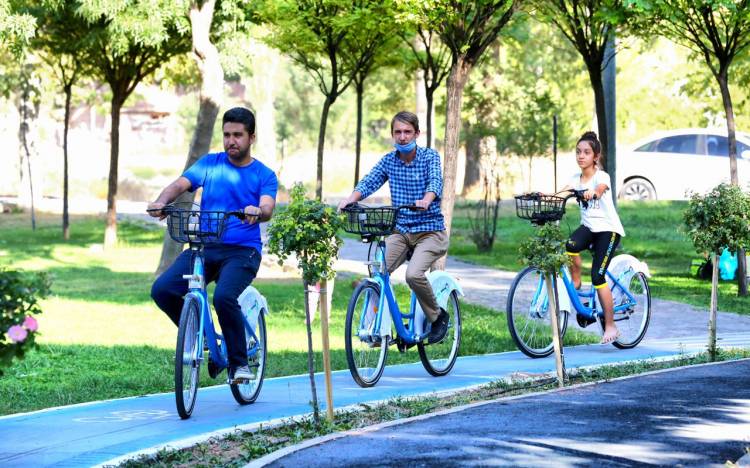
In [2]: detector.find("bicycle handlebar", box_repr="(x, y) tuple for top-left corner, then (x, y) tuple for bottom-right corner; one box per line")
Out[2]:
(147, 206), (250, 220)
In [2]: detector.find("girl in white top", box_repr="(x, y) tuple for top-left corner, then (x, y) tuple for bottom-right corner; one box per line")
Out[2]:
(562, 131), (625, 344)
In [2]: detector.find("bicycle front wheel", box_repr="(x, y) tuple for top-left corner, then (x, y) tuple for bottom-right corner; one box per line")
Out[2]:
(231, 311), (267, 404)
(418, 290), (461, 376)
(345, 281), (388, 387)
(613, 272), (651, 349)
(175, 296), (202, 419)
(507, 267), (568, 358)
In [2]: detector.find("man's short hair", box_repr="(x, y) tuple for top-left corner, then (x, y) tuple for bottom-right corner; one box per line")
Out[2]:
(390, 111), (420, 133)
(222, 107), (256, 135)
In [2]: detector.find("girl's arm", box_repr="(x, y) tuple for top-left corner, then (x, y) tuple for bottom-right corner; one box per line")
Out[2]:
(585, 183), (609, 200)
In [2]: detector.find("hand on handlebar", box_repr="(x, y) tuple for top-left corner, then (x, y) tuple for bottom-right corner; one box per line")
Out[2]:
(413, 199), (430, 210)
(147, 202), (167, 220)
(241, 205), (262, 225)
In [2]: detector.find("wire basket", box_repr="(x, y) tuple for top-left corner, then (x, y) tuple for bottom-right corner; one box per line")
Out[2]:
(342, 205), (398, 236)
(514, 193), (567, 225)
(162, 204), (230, 244)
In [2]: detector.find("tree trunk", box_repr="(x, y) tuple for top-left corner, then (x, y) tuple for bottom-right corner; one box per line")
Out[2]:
(315, 97), (332, 201)
(708, 252), (719, 361)
(354, 81), (364, 187)
(588, 64), (609, 172)
(716, 71), (747, 296)
(461, 122), (481, 196)
(156, 0), (223, 275)
(436, 57), (472, 270)
(63, 83), (72, 240)
(425, 86), (434, 149)
(303, 281), (321, 424)
(19, 82), (36, 231)
(104, 96), (123, 248)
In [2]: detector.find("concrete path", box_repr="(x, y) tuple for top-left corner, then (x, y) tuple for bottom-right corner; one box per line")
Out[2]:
(2, 334), (749, 467)
(259, 358), (750, 467)
(336, 237), (750, 340)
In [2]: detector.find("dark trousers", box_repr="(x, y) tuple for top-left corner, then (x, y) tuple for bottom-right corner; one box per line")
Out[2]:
(151, 244), (261, 368)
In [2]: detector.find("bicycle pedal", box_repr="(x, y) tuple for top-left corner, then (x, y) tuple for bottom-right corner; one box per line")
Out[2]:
(576, 313), (597, 328)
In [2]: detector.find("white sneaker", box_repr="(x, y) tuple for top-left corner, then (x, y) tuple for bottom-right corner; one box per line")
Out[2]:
(232, 365), (256, 382)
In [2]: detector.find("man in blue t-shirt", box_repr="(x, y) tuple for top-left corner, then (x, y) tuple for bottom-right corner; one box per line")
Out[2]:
(148, 107), (278, 382)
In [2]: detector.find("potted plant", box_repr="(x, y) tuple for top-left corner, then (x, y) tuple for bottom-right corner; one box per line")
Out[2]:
(267, 183), (344, 423)
(684, 183), (750, 361)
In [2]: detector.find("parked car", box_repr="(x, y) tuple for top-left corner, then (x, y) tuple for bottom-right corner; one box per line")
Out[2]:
(616, 129), (750, 200)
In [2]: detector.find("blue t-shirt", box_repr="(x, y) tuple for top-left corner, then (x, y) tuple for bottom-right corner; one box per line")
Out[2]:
(183, 152), (278, 252)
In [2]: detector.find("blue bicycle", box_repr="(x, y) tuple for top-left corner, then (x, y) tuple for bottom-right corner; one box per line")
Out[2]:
(341, 204), (463, 387)
(153, 204), (269, 418)
(508, 190), (652, 358)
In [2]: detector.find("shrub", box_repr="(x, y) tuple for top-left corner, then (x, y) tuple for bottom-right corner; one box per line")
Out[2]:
(518, 222), (570, 274)
(0, 269), (51, 374)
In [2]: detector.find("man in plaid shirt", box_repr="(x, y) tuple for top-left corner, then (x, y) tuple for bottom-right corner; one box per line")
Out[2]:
(338, 111), (449, 344)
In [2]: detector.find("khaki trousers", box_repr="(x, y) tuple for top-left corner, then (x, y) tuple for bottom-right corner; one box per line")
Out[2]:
(385, 230), (449, 322)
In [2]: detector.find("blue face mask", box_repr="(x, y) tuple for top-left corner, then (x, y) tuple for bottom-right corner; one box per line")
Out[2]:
(394, 140), (417, 154)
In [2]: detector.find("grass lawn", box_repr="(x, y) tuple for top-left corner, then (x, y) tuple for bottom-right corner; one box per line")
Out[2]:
(0, 212), (595, 415)
(450, 199), (750, 314)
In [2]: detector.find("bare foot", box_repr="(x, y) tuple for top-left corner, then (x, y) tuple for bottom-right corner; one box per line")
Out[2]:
(601, 326), (620, 345)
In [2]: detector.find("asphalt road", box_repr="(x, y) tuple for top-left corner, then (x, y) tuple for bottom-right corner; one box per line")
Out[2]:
(260, 359), (750, 467)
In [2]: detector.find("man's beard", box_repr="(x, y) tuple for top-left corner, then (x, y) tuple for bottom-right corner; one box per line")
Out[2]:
(227, 146), (250, 161)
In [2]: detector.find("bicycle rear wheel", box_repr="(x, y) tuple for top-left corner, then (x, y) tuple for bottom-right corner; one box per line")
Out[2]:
(613, 272), (651, 349)
(507, 266), (569, 358)
(231, 311), (267, 404)
(345, 281), (388, 387)
(418, 291), (461, 376)
(175, 296), (201, 419)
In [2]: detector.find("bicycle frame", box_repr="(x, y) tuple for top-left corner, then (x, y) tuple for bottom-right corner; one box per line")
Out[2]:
(184, 248), (262, 371)
(359, 239), (430, 346)
(530, 266), (638, 320)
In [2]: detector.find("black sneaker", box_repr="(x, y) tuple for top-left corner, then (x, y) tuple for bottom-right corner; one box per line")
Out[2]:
(427, 309), (450, 344)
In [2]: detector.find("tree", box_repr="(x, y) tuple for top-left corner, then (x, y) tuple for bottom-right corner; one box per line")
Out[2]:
(630, 0), (750, 295)
(531, 1), (638, 175)
(0, 0), (35, 54)
(257, 0), (358, 200)
(684, 183), (750, 360)
(407, 0), (519, 259)
(23, 1), (89, 240)
(342, 1), (400, 186)
(399, 27), (451, 149)
(156, 0), (251, 274)
(76, 0), (192, 247)
(267, 183), (344, 424)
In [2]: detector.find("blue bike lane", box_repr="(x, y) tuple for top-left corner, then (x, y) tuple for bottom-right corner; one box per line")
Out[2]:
(2, 333), (749, 467)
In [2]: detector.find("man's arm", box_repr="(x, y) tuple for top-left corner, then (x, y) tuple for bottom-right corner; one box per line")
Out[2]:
(147, 176), (192, 217)
(337, 191), (363, 211)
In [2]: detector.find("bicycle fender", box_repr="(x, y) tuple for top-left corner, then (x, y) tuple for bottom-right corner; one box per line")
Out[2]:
(609, 254), (651, 278)
(238, 285), (269, 332)
(555, 276), (571, 313)
(427, 270), (464, 308)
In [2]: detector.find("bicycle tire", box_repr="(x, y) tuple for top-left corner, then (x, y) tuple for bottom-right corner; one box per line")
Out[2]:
(231, 311), (267, 404)
(418, 290), (461, 376)
(613, 272), (651, 349)
(175, 296), (201, 419)
(345, 281), (388, 387)
(507, 266), (569, 358)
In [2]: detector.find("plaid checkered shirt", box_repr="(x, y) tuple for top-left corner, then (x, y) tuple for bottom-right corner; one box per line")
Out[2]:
(355, 146), (445, 233)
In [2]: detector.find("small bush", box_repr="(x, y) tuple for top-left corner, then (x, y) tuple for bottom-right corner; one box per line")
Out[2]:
(0, 269), (51, 374)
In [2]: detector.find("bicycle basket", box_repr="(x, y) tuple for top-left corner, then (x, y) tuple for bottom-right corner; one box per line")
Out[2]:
(342, 205), (398, 236)
(163, 204), (230, 244)
(514, 194), (567, 224)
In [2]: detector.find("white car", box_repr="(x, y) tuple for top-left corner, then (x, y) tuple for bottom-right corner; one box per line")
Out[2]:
(616, 129), (750, 200)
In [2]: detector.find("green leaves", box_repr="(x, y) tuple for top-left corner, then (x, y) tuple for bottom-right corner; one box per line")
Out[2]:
(519, 223), (571, 274)
(0, 269), (51, 375)
(683, 182), (750, 255)
(267, 183), (345, 285)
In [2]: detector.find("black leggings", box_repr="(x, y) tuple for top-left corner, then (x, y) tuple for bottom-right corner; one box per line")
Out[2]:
(565, 225), (621, 288)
